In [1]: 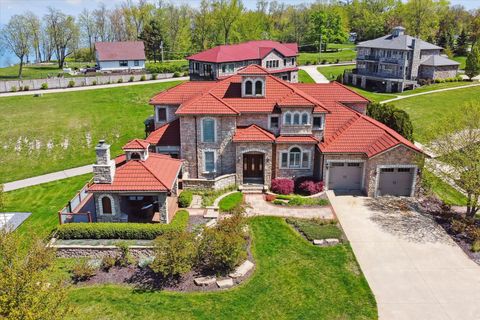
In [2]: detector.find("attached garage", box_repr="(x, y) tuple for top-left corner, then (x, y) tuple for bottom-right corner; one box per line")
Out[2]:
(327, 161), (364, 192)
(376, 166), (416, 197)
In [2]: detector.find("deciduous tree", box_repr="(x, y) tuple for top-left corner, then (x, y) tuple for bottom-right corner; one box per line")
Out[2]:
(1, 14), (32, 78)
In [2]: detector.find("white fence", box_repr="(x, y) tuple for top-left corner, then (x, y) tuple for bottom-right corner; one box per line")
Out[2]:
(0, 72), (175, 93)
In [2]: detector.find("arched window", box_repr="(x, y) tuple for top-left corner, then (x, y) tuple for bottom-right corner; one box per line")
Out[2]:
(255, 80), (263, 95)
(301, 113), (309, 125)
(202, 118), (216, 143)
(130, 152), (141, 160)
(101, 196), (113, 214)
(293, 113), (300, 125)
(289, 147), (301, 168)
(245, 80), (252, 95)
(284, 112), (292, 125)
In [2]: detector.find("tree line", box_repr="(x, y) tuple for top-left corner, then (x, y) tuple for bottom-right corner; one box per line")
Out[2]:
(2, 0), (480, 78)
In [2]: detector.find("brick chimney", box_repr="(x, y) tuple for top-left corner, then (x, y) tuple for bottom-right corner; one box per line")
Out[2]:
(93, 140), (116, 184)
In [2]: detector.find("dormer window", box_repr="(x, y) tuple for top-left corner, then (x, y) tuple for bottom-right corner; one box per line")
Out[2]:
(242, 76), (265, 97)
(255, 80), (263, 95)
(245, 80), (253, 95)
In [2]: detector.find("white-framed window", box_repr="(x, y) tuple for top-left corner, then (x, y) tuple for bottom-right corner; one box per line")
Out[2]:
(255, 80), (263, 95)
(269, 115), (279, 129)
(203, 150), (216, 173)
(201, 118), (216, 143)
(245, 80), (253, 95)
(221, 63), (234, 73)
(134, 60), (139, 66)
(283, 111), (310, 125)
(119, 60), (128, 67)
(156, 106), (167, 122)
(313, 115), (324, 129)
(280, 146), (311, 169)
(99, 195), (115, 215)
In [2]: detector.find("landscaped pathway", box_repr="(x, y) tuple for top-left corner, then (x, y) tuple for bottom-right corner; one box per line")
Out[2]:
(244, 194), (334, 219)
(3, 164), (92, 192)
(329, 191), (480, 320)
(0, 76), (189, 97)
(298, 65), (330, 83)
(380, 82), (480, 104)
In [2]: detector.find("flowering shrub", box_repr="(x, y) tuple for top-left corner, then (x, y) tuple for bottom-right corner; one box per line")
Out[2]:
(294, 177), (324, 195)
(271, 178), (294, 195)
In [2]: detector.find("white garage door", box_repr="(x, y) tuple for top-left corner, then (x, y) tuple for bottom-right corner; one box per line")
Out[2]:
(377, 167), (415, 196)
(328, 162), (363, 191)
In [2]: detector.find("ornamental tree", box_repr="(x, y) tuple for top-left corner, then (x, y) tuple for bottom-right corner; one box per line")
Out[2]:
(465, 42), (480, 80)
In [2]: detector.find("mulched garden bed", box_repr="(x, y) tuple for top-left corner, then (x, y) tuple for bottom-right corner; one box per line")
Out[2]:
(72, 234), (255, 292)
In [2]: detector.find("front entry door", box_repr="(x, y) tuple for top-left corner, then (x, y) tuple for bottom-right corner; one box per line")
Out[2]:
(243, 154), (264, 183)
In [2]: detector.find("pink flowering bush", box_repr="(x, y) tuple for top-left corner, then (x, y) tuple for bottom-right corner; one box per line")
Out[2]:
(295, 177), (324, 195)
(271, 178), (294, 195)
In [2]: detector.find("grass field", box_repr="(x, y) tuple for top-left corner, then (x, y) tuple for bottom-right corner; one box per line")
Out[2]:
(423, 171), (468, 206)
(218, 191), (243, 212)
(452, 56), (467, 70)
(298, 44), (356, 65)
(62, 217), (376, 319)
(0, 62), (94, 80)
(317, 65), (353, 81)
(0, 81), (182, 183)
(298, 69), (315, 83)
(4, 174), (92, 243)
(391, 86), (480, 142)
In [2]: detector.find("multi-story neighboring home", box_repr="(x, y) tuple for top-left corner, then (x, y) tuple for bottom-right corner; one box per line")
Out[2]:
(95, 41), (146, 72)
(187, 40), (299, 82)
(344, 26), (459, 92)
(147, 64), (423, 198)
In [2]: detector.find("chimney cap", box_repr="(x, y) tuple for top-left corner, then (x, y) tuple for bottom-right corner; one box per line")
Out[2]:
(95, 139), (110, 149)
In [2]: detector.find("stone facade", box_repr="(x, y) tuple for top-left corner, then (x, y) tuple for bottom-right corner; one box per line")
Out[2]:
(275, 144), (316, 178)
(182, 173), (237, 190)
(235, 143), (273, 186)
(418, 65), (459, 80)
(154, 105), (179, 129)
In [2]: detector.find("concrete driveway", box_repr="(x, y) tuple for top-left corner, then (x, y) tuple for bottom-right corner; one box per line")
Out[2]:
(328, 192), (480, 320)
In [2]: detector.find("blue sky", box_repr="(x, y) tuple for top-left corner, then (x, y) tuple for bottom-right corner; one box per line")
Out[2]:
(0, 0), (479, 25)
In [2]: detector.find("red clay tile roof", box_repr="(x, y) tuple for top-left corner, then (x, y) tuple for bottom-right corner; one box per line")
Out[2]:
(89, 154), (182, 192)
(237, 64), (270, 75)
(187, 40), (298, 63)
(233, 125), (275, 142)
(276, 135), (319, 144)
(149, 69), (421, 158)
(269, 67), (299, 74)
(122, 139), (150, 150)
(146, 119), (180, 146)
(95, 41), (146, 61)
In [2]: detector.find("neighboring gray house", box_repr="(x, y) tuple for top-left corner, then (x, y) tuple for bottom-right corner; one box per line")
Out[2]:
(344, 26), (459, 92)
(95, 41), (146, 72)
(187, 40), (299, 82)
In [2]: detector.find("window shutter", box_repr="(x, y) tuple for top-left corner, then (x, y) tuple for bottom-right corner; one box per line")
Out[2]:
(302, 152), (309, 168)
(281, 153), (288, 168)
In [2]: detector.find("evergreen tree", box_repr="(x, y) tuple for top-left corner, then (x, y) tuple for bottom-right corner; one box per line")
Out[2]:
(465, 42), (480, 79)
(139, 18), (165, 63)
(455, 29), (469, 56)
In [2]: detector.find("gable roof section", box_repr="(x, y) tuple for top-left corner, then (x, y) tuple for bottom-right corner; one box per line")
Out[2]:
(187, 40), (298, 63)
(95, 41), (146, 61)
(89, 154), (182, 192)
(237, 64), (270, 75)
(233, 124), (275, 142)
(146, 119), (180, 146)
(276, 135), (319, 144)
(150, 81), (218, 105)
(122, 139), (150, 150)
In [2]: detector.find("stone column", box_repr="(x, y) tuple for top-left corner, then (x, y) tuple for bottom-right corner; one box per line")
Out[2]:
(360, 76), (367, 89)
(386, 81), (392, 93)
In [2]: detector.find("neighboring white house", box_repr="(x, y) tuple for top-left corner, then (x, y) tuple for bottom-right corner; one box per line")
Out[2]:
(95, 41), (146, 72)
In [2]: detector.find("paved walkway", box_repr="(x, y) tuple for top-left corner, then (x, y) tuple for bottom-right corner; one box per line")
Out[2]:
(298, 65), (330, 83)
(3, 164), (93, 192)
(244, 194), (334, 219)
(380, 83), (480, 104)
(328, 192), (480, 320)
(0, 76), (189, 97)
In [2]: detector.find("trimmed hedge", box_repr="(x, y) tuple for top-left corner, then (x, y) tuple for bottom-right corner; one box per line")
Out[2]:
(55, 210), (189, 240)
(178, 190), (193, 208)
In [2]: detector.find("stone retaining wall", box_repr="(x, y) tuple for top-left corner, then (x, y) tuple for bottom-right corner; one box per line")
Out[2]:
(182, 173), (236, 190)
(0, 73), (175, 93)
(54, 245), (154, 259)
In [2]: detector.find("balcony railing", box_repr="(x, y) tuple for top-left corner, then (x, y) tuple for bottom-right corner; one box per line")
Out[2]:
(358, 55), (380, 61)
(58, 179), (94, 224)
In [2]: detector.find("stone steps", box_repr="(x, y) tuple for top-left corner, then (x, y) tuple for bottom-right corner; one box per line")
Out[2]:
(240, 184), (265, 194)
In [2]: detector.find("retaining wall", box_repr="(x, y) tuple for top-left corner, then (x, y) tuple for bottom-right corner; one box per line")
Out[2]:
(182, 173), (236, 190)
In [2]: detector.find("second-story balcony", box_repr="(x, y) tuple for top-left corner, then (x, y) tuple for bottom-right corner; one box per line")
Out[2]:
(280, 124), (312, 136)
(358, 55), (380, 61)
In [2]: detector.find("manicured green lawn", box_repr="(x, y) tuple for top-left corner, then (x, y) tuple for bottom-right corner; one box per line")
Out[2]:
(65, 217), (377, 319)
(423, 171), (468, 206)
(287, 218), (342, 241)
(452, 56), (466, 70)
(0, 81), (182, 183)
(397, 81), (471, 96)
(218, 192), (244, 212)
(391, 86), (480, 142)
(298, 49), (356, 65)
(298, 69), (315, 83)
(0, 62), (94, 80)
(4, 174), (92, 243)
(317, 65), (353, 81)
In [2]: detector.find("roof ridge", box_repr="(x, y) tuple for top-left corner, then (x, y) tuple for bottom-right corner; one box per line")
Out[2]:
(331, 81), (371, 102)
(138, 159), (169, 190)
(323, 114), (360, 145)
(208, 92), (240, 114)
(270, 75), (328, 111)
(250, 124), (275, 140)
